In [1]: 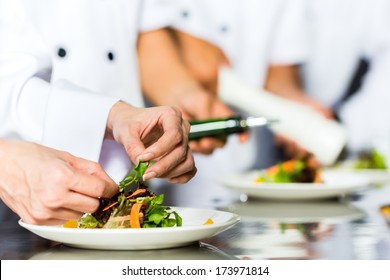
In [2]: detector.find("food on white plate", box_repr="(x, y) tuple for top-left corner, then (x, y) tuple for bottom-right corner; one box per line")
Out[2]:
(353, 149), (387, 170)
(255, 155), (322, 183)
(64, 162), (182, 229)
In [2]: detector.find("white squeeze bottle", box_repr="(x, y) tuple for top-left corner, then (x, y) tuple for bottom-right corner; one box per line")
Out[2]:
(218, 67), (347, 166)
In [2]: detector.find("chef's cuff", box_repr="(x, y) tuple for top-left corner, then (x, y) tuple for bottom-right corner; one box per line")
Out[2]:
(42, 80), (119, 162)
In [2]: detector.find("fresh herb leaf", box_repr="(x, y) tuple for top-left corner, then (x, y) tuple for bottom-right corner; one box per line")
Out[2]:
(79, 214), (104, 228)
(173, 211), (183, 227)
(142, 194), (182, 228)
(119, 161), (149, 192)
(262, 161), (305, 183)
(354, 149), (387, 170)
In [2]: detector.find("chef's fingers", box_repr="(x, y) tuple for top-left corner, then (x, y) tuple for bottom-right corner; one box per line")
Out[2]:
(20, 193), (98, 225)
(69, 170), (119, 199)
(189, 137), (226, 154)
(21, 207), (85, 226)
(164, 152), (197, 182)
(60, 191), (101, 214)
(238, 131), (250, 143)
(68, 154), (117, 186)
(168, 165), (198, 184)
(139, 109), (189, 163)
(143, 144), (195, 181)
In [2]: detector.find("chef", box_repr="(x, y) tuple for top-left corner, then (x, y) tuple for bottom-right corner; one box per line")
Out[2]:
(163, 0), (309, 206)
(0, 0), (197, 183)
(302, 0), (390, 155)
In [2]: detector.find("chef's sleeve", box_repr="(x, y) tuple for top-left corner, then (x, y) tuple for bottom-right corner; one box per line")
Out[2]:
(169, 0), (215, 43)
(268, 0), (309, 65)
(139, 0), (179, 32)
(0, 1), (119, 162)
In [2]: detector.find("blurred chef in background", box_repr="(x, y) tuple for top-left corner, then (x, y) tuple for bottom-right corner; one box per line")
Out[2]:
(254, 0), (390, 160)
(301, 0), (390, 156)
(159, 0), (314, 207)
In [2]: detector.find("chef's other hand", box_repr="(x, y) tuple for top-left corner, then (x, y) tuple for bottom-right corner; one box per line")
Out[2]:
(173, 87), (249, 154)
(0, 140), (118, 225)
(106, 101), (196, 184)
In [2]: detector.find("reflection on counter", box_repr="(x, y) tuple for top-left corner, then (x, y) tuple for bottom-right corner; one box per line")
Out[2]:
(203, 199), (367, 260)
(221, 199), (366, 224)
(29, 242), (237, 260)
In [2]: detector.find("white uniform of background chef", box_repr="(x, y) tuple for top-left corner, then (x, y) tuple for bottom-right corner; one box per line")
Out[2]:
(0, 0), (177, 182)
(166, 0), (308, 206)
(302, 0), (390, 154)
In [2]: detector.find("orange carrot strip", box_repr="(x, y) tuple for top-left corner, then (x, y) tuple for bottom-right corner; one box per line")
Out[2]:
(128, 188), (147, 198)
(130, 203), (143, 228)
(266, 160), (297, 176)
(102, 189), (148, 212)
(314, 172), (322, 183)
(63, 220), (78, 228)
(203, 218), (214, 225)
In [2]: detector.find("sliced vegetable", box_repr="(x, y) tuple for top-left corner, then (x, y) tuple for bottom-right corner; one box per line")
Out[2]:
(256, 155), (321, 183)
(130, 202), (143, 228)
(203, 218), (214, 225)
(79, 161), (182, 229)
(63, 220), (78, 228)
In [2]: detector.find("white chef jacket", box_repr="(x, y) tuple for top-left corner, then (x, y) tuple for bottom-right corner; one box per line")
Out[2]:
(302, 0), (390, 153)
(173, 0), (308, 88)
(166, 0), (308, 206)
(0, 0), (177, 182)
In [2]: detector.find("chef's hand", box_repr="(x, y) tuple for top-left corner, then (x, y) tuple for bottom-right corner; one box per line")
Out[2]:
(106, 101), (196, 183)
(0, 140), (118, 225)
(172, 87), (249, 154)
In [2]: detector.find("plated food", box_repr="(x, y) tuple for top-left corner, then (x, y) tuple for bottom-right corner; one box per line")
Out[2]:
(329, 149), (390, 184)
(65, 162), (182, 229)
(255, 155), (321, 183)
(19, 162), (240, 250)
(219, 159), (369, 201)
(19, 207), (240, 250)
(353, 149), (387, 170)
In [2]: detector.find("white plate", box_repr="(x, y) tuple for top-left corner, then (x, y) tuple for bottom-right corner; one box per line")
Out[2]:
(221, 201), (365, 224)
(328, 160), (390, 184)
(218, 169), (370, 201)
(19, 207), (239, 250)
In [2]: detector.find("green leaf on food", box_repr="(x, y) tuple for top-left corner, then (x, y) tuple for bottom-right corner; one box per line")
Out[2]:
(354, 149), (387, 170)
(261, 161), (305, 183)
(119, 161), (150, 192)
(142, 194), (182, 228)
(78, 162), (183, 229)
(79, 214), (104, 229)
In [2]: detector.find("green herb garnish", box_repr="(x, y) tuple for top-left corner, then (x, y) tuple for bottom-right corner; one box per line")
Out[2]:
(354, 149), (387, 170)
(79, 161), (182, 229)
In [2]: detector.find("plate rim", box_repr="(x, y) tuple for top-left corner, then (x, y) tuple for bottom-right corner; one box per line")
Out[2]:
(18, 206), (241, 250)
(218, 169), (369, 200)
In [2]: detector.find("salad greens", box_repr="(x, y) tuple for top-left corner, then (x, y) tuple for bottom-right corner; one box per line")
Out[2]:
(79, 161), (182, 229)
(256, 156), (320, 183)
(259, 161), (306, 183)
(354, 149), (387, 170)
(119, 161), (149, 192)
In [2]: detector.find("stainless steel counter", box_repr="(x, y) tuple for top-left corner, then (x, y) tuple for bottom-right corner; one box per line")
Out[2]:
(2, 179), (390, 260)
